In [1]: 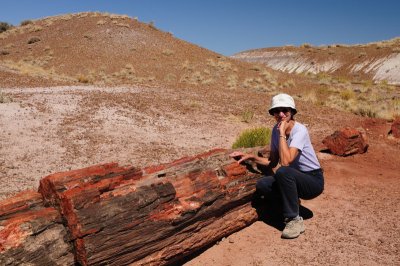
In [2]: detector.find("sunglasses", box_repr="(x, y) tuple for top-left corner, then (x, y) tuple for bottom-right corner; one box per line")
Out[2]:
(272, 107), (291, 114)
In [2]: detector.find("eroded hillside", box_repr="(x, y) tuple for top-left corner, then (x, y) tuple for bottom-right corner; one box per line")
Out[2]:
(232, 39), (400, 85)
(233, 40), (400, 120)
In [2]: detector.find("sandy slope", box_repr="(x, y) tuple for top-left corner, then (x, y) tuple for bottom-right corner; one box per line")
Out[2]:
(0, 85), (399, 265)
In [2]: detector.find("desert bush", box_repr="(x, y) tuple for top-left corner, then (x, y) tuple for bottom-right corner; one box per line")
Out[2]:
(358, 52), (367, 58)
(250, 65), (262, 71)
(164, 73), (177, 82)
(117, 23), (129, 28)
(302, 90), (318, 104)
(243, 77), (261, 88)
(148, 21), (156, 29)
(181, 60), (194, 71)
(97, 20), (106, 25)
(28, 25), (43, 32)
(0, 92), (12, 103)
(77, 74), (90, 83)
(281, 79), (295, 88)
(0, 22), (13, 33)
(206, 58), (232, 71)
(353, 106), (376, 118)
(362, 80), (374, 87)
(27, 36), (41, 44)
(227, 74), (238, 88)
(260, 70), (278, 86)
(20, 20), (33, 26)
(340, 89), (355, 100)
(232, 127), (271, 149)
(241, 110), (254, 123)
(162, 49), (174, 56)
(300, 43), (311, 48)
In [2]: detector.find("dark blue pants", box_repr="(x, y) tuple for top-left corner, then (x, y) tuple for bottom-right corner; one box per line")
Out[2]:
(255, 166), (324, 218)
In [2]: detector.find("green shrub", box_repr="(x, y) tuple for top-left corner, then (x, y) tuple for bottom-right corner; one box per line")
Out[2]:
(232, 127), (271, 149)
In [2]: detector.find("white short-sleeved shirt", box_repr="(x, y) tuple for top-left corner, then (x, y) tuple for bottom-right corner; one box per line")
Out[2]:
(271, 122), (320, 172)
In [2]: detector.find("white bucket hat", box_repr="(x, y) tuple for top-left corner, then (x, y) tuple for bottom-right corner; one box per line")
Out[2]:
(268, 93), (297, 115)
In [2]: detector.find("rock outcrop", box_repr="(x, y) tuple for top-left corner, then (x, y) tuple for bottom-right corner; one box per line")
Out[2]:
(1, 148), (267, 265)
(322, 127), (369, 156)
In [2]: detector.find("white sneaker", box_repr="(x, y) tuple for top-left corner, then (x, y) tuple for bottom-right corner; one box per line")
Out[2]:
(282, 216), (305, 239)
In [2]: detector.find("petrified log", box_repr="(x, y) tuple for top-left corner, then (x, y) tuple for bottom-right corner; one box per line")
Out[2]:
(38, 148), (268, 265)
(0, 191), (74, 265)
(322, 127), (368, 156)
(389, 118), (400, 138)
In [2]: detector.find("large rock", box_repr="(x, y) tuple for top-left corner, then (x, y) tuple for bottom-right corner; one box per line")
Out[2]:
(322, 127), (369, 156)
(389, 118), (400, 138)
(0, 191), (74, 265)
(37, 148), (266, 265)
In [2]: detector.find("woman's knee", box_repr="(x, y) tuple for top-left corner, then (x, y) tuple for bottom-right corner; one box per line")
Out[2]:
(256, 176), (275, 195)
(275, 166), (293, 180)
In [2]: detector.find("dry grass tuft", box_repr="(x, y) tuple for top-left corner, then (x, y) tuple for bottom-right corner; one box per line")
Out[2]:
(20, 20), (33, 26)
(96, 20), (107, 25)
(162, 49), (174, 56)
(77, 74), (90, 83)
(240, 110), (254, 123)
(339, 89), (355, 101)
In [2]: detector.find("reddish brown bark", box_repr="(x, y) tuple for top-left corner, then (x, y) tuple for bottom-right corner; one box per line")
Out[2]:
(390, 118), (400, 138)
(40, 148), (266, 265)
(1, 147), (268, 265)
(0, 191), (74, 265)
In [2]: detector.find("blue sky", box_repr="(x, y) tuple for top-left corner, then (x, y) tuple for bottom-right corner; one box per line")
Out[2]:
(1, 0), (399, 55)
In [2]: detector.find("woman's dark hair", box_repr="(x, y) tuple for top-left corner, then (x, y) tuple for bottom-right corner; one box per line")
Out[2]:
(290, 109), (296, 120)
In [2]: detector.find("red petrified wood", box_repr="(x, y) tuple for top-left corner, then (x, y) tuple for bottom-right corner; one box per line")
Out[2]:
(389, 118), (400, 138)
(322, 127), (369, 156)
(0, 191), (74, 265)
(36, 148), (267, 265)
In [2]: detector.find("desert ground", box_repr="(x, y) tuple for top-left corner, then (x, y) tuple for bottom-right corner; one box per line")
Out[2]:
(1, 84), (399, 265)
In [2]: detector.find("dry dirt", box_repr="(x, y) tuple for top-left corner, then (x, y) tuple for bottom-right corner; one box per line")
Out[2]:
(1, 85), (399, 265)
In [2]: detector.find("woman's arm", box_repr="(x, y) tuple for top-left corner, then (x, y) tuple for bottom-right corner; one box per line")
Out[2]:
(268, 150), (279, 168)
(278, 121), (299, 166)
(278, 137), (299, 166)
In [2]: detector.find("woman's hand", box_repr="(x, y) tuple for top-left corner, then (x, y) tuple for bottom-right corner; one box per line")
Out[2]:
(278, 120), (290, 135)
(229, 151), (244, 158)
(230, 151), (271, 166)
(229, 151), (254, 164)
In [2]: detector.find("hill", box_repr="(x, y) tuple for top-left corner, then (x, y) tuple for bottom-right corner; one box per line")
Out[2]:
(233, 40), (400, 120)
(0, 12), (283, 92)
